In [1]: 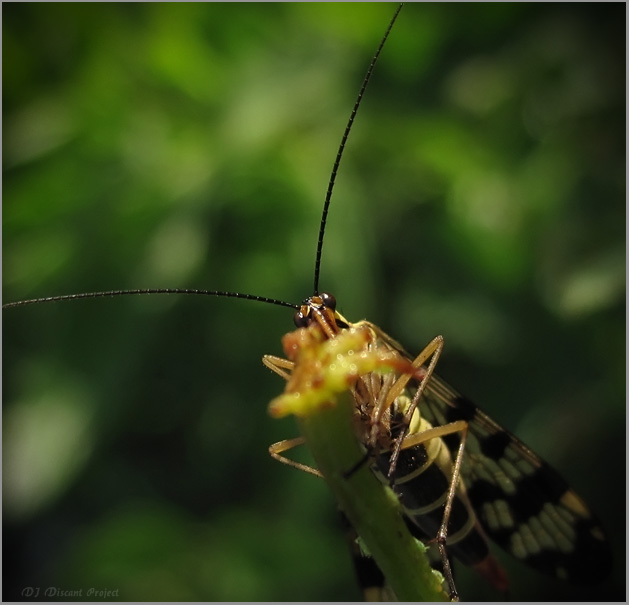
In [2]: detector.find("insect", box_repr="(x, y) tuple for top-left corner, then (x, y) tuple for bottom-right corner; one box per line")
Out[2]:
(266, 297), (612, 600)
(3, 3), (623, 602)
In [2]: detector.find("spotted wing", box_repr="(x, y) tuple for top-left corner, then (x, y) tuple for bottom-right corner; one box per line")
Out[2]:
(419, 373), (611, 583)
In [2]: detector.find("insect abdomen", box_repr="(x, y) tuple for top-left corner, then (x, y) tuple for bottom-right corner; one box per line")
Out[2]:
(373, 437), (508, 590)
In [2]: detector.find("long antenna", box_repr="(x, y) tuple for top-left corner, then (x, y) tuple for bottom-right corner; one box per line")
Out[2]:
(4, 6), (403, 314)
(312, 3), (403, 295)
(2, 289), (298, 310)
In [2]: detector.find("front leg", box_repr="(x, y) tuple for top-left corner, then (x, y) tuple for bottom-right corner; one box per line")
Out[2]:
(262, 354), (294, 381)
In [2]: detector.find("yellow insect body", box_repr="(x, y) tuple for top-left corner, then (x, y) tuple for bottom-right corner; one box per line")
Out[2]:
(268, 324), (407, 419)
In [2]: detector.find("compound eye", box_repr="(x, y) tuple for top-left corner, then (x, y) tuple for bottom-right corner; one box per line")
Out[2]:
(293, 311), (309, 328)
(320, 292), (336, 310)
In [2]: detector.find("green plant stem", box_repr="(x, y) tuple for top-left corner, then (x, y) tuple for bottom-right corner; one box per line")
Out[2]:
(298, 392), (448, 602)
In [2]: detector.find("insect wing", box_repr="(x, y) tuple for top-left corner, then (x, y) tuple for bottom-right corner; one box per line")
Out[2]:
(420, 374), (612, 584)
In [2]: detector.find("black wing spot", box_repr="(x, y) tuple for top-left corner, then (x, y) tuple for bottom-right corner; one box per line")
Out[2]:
(469, 467), (569, 526)
(445, 395), (477, 423)
(480, 431), (511, 459)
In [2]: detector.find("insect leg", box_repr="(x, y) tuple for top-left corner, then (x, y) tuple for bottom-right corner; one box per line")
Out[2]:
(264, 354), (323, 476)
(369, 335), (445, 478)
(268, 437), (323, 478)
(262, 354), (294, 381)
(398, 419), (469, 602)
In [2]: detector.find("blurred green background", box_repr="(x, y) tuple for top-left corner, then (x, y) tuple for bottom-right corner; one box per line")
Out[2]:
(3, 3), (624, 601)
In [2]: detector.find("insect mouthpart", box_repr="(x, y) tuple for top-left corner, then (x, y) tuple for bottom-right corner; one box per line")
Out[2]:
(293, 292), (349, 336)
